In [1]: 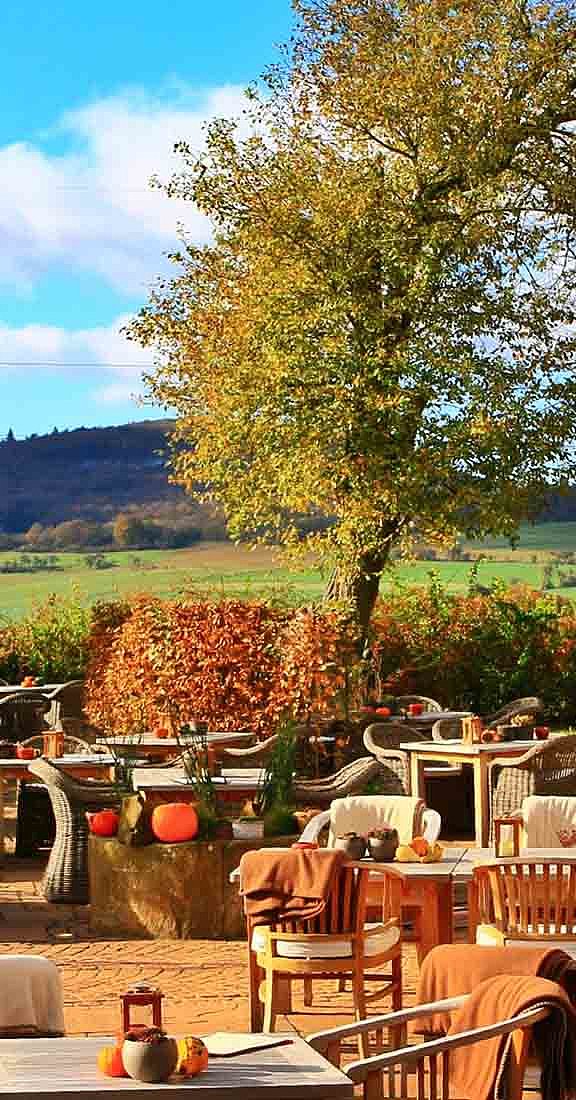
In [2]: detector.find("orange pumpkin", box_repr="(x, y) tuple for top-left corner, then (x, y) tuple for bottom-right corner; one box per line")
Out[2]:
(410, 836), (429, 857)
(153, 726), (170, 739)
(151, 802), (199, 843)
(176, 1036), (208, 1076)
(86, 810), (120, 837)
(97, 1045), (128, 1077)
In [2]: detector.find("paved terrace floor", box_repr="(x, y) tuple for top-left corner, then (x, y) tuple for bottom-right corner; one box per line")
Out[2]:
(0, 786), (427, 1038)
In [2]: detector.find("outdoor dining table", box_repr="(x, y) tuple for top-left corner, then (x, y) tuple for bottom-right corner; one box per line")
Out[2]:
(401, 738), (538, 846)
(0, 753), (115, 865)
(398, 709), (471, 728)
(100, 732), (256, 760)
(351, 847), (469, 962)
(0, 1034), (353, 1098)
(132, 766), (265, 805)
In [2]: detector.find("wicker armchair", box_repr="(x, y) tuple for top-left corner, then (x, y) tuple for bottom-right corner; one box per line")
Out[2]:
(0, 693), (51, 741)
(292, 756), (390, 805)
(362, 722), (425, 794)
(485, 696), (544, 728)
(27, 758), (120, 904)
(46, 680), (85, 733)
(489, 733), (576, 840)
(15, 736), (97, 858)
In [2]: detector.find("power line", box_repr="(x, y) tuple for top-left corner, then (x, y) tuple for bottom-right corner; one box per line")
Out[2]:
(0, 360), (154, 369)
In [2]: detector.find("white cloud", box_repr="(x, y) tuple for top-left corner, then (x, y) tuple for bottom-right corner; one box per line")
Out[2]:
(0, 84), (248, 295)
(0, 314), (154, 406)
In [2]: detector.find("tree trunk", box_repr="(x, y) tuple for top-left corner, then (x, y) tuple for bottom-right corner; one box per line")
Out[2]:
(324, 552), (386, 643)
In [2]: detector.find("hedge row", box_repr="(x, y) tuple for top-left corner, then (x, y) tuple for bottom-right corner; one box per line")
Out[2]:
(3, 578), (576, 729)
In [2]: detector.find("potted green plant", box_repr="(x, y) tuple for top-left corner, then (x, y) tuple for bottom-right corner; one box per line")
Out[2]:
(367, 827), (399, 862)
(334, 832), (366, 859)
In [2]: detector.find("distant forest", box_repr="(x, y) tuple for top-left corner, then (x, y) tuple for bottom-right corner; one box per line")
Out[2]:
(0, 419), (226, 549)
(0, 419), (575, 551)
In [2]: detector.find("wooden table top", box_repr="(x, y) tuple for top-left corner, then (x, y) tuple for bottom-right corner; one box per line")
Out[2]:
(0, 1035), (353, 1098)
(100, 733), (254, 749)
(400, 739), (537, 755)
(351, 847), (468, 880)
(133, 766), (265, 792)
(0, 754), (115, 773)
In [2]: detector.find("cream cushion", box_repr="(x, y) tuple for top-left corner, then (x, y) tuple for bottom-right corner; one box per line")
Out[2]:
(328, 795), (423, 846)
(252, 922), (400, 959)
(521, 795), (576, 847)
(0, 955), (64, 1035)
(476, 924), (576, 956)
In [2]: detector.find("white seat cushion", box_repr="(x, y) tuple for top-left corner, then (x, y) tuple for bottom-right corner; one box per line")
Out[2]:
(0, 955), (64, 1034)
(476, 924), (576, 956)
(251, 922), (400, 960)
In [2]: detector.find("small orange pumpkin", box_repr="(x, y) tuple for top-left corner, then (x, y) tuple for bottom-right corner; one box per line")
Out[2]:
(410, 836), (429, 857)
(176, 1036), (208, 1076)
(87, 810), (120, 837)
(97, 1045), (128, 1077)
(151, 802), (199, 843)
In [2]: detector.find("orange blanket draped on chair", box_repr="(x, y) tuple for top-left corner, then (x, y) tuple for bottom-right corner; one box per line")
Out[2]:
(239, 848), (346, 926)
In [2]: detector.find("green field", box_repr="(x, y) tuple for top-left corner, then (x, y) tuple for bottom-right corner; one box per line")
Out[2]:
(3, 523), (576, 620)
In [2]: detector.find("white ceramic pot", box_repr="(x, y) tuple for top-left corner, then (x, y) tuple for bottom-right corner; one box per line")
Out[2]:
(232, 819), (265, 840)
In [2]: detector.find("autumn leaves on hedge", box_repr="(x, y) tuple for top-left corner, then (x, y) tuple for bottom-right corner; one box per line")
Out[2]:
(84, 597), (350, 734)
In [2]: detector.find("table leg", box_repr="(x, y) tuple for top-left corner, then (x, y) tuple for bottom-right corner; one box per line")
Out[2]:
(467, 879), (479, 944)
(473, 756), (490, 847)
(417, 881), (453, 963)
(0, 774), (5, 868)
(410, 752), (425, 800)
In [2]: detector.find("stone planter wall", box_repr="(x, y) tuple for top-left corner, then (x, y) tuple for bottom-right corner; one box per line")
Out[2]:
(89, 835), (296, 939)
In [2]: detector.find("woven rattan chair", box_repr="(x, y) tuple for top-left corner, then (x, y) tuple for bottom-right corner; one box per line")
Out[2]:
(489, 734), (576, 840)
(0, 693), (51, 742)
(46, 680), (85, 732)
(485, 696), (544, 728)
(15, 736), (94, 858)
(27, 758), (120, 904)
(362, 722), (457, 793)
(292, 756), (390, 805)
(309, 994), (550, 1100)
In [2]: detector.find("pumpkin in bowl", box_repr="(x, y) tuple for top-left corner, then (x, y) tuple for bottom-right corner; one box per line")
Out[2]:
(151, 803), (199, 843)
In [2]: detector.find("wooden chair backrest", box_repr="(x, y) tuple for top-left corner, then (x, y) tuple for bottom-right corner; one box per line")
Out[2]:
(478, 859), (576, 937)
(272, 864), (369, 938)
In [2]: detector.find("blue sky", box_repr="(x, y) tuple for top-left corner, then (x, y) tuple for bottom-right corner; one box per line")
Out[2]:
(0, 0), (294, 438)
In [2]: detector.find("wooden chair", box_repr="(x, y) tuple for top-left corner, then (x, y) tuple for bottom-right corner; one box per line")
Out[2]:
(472, 858), (576, 946)
(489, 734), (576, 840)
(251, 862), (402, 1055)
(308, 994), (550, 1099)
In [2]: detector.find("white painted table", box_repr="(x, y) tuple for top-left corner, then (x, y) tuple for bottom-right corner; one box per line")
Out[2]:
(0, 1034), (353, 1098)
(0, 685), (64, 696)
(401, 739), (538, 846)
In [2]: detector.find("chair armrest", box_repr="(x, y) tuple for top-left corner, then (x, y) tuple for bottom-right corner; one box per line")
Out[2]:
(298, 809), (330, 843)
(308, 995), (468, 1052)
(422, 808), (441, 843)
(344, 1003), (550, 1083)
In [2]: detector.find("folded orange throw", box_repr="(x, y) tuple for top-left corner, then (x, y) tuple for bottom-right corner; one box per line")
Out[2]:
(416, 944), (576, 1034)
(239, 848), (347, 927)
(447, 974), (576, 1100)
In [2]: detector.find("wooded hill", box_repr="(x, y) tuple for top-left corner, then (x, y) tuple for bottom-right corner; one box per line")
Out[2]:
(0, 419), (575, 539)
(0, 420), (216, 534)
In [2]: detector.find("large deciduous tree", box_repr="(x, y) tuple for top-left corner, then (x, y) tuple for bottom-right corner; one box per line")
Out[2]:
(129, 0), (576, 634)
